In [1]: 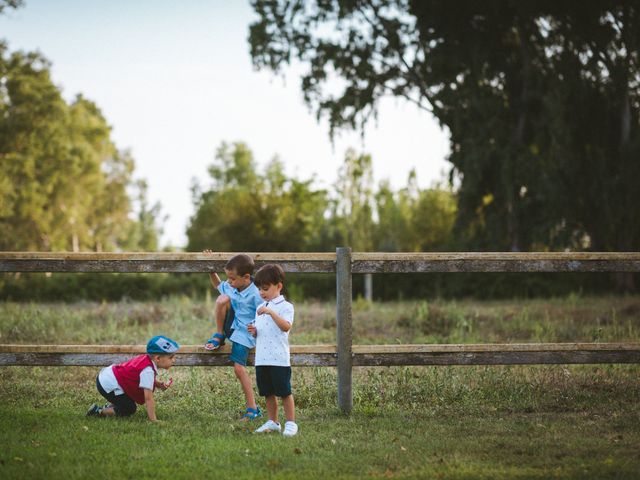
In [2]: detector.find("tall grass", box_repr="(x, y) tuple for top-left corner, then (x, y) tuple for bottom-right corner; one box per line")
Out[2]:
(2, 295), (639, 346)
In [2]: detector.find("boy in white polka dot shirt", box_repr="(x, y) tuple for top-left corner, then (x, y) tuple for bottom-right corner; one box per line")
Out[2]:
(247, 264), (298, 437)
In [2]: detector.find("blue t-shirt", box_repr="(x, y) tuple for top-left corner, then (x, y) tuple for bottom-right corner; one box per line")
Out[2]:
(218, 281), (262, 348)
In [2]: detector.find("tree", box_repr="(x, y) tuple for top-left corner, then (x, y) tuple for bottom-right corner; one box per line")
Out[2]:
(249, 1), (640, 263)
(332, 149), (375, 251)
(0, 0), (23, 14)
(0, 45), (70, 250)
(374, 170), (457, 252)
(119, 180), (165, 252)
(0, 43), (162, 251)
(411, 186), (457, 251)
(186, 142), (328, 252)
(373, 178), (413, 252)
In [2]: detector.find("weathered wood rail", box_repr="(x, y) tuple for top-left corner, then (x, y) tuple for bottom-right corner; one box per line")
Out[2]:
(1, 343), (639, 367)
(2, 251), (640, 273)
(2, 249), (640, 414)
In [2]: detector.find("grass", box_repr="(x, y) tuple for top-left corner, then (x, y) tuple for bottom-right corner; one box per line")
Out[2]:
(2, 294), (640, 345)
(1, 295), (640, 478)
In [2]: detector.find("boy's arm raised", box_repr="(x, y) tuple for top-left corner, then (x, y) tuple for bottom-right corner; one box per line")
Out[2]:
(144, 388), (158, 422)
(203, 249), (222, 288)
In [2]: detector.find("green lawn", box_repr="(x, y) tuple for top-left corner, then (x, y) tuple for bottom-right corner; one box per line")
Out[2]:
(1, 296), (639, 479)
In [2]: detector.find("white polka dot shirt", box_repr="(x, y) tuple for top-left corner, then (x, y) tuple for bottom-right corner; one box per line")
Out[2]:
(253, 295), (294, 366)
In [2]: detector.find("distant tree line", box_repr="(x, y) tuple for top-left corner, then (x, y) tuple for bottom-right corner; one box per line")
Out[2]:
(186, 142), (456, 254)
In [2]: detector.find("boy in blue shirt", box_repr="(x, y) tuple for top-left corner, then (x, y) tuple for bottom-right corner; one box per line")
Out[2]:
(203, 251), (263, 420)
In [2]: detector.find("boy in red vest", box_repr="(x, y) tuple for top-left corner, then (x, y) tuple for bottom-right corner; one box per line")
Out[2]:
(86, 335), (179, 422)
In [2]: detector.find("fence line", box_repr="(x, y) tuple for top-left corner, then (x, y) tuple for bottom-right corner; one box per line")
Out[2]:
(1, 249), (640, 414)
(2, 251), (640, 273)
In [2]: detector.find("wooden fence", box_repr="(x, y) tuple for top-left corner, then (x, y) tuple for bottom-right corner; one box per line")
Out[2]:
(2, 250), (640, 414)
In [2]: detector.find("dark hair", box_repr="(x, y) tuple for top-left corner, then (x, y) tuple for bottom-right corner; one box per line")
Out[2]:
(254, 264), (285, 288)
(225, 254), (255, 276)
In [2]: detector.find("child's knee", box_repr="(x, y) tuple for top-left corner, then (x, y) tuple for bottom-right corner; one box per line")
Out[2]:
(216, 294), (230, 308)
(116, 403), (137, 417)
(233, 363), (246, 377)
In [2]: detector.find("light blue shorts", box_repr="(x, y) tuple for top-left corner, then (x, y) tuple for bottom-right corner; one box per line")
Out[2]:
(230, 341), (250, 366)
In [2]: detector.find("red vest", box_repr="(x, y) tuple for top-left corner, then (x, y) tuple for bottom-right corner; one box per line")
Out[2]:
(112, 354), (156, 404)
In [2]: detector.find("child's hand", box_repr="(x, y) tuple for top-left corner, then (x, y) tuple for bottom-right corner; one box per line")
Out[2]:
(257, 306), (272, 316)
(156, 378), (173, 391)
(247, 323), (257, 337)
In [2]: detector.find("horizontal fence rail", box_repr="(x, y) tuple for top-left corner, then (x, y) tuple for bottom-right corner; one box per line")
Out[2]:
(0, 252), (337, 273)
(351, 252), (640, 273)
(2, 343), (639, 367)
(2, 252), (640, 273)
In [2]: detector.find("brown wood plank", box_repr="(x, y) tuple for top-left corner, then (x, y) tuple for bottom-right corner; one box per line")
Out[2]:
(0, 353), (337, 367)
(352, 343), (640, 353)
(0, 344), (337, 354)
(0, 252), (337, 260)
(0, 252), (337, 273)
(351, 252), (640, 273)
(1, 343), (636, 354)
(3, 251), (640, 273)
(2, 343), (638, 366)
(352, 252), (640, 261)
(3, 350), (638, 366)
(353, 351), (640, 366)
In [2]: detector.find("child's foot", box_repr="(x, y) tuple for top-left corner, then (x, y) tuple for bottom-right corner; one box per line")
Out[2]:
(254, 420), (281, 433)
(204, 332), (225, 351)
(86, 404), (102, 417)
(240, 407), (262, 421)
(282, 421), (298, 437)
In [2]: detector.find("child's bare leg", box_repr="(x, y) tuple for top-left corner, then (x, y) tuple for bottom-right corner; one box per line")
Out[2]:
(233, 363), (257, 410)
(282, 394), (295, 422)
(214, 294), (230, 335)
(100, 406), (116, 417)
(265, 395), (278, 422)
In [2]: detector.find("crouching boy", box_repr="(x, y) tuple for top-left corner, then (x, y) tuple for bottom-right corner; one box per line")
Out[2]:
(86, 335), (179, 422)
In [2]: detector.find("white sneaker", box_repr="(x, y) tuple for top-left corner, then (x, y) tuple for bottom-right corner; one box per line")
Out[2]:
(254, 420), (281, 433)
(282, 421), (298, 437)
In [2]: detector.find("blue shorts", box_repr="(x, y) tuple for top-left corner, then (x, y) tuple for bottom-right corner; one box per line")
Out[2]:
(256, 366), (292, 397)
(230, 341), (251, 366)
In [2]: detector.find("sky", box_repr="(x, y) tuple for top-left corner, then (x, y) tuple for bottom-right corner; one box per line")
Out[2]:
(0, 0), (450, 248)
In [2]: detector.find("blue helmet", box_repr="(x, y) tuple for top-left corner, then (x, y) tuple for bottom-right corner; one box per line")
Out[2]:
(146, 335), (180, 354)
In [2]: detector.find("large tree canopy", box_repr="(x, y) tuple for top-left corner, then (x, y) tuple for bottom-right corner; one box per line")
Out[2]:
(249, 0), (640, 258)
(0, 43), (162, 251)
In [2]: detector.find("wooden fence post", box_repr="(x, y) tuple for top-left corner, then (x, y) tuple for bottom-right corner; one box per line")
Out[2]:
(336, 247), (353, 414)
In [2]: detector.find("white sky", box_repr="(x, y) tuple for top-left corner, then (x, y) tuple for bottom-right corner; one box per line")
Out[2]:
(0, 0), (450, 248)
